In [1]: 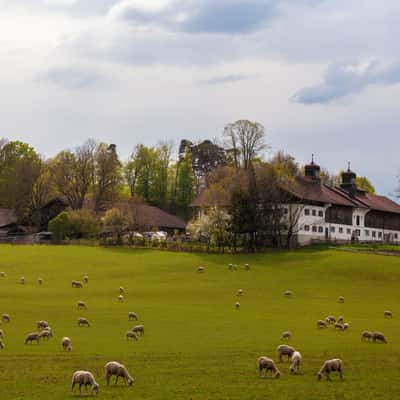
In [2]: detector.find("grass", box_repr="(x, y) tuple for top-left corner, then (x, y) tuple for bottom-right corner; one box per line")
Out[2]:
(0, 245), (399, 399)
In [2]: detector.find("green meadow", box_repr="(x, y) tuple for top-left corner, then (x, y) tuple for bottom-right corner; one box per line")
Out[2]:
(0, 245), (399, 399)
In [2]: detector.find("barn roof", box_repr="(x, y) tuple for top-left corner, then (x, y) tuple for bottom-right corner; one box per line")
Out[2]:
(0, 208), (17, 228)
(135, 204), (187, 230)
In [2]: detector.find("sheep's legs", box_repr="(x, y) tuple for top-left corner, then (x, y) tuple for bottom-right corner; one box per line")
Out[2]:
(339, 370), (343, 380)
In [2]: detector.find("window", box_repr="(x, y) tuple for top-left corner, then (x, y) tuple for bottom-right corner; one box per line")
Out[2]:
(304, 225), (310, 231)
(318, 210), (324, 217)
(365, 230), (370, 236)
(283, 208), (288, 215)
(355, 229), (361, 237)
(347, 228), (351, 235)
(330, 226), (335, 233)
(305, 209), (310, 216)
(312, 226), (317, 232)
(372, 231), (376, 238)
(339, 227), (343, 234)
(356, 216), (360, 226)
(312, 209), (316, 216)
(395, 233), (399, 239)
(378, 232), (382, 238)
(318, 226), (323, 233)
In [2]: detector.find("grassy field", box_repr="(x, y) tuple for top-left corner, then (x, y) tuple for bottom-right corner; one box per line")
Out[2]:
(0, 245), (400, 399)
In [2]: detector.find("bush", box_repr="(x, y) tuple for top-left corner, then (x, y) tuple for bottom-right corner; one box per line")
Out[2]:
(68, 209), (100, 239)
(48, 211), (70, 240)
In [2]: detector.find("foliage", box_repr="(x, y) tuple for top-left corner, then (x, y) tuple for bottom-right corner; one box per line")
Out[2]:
(176, 150), (195, 219)
(48, 211), (70, 240)
(67, 209), (100, 239)
(356, 176), (376, 194)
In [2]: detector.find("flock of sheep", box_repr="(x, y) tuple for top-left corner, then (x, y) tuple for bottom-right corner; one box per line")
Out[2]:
(0, 272), (142, 395)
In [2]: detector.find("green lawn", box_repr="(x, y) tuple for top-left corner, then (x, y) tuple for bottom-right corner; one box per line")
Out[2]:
(0, 245), (399, 399)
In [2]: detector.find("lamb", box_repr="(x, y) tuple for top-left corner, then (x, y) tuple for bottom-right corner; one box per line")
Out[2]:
(280, 331), (292, 340)
(237, 289), (243, 296)
(62, 337), (72, 351)
(77, 301), (87, 310)
(83, 275), (89, 284)
(118, 295), (124, 303)
(338, 296), (345, 303)
(38, 278), (43, 286)
(235, 302), (240, 310)
(197, 266), (205, 273)
(78, 317), (90, 327)
(71, 370), (99, 395)
(37, 320), (49, 329)
(1, 314), (10, 323)
(119, 287), (124, 295)
(132, 325), (144, 336)
(337, 316), (344, 324)
(20, 277), (25, 285)
(126, 331), (138, 341)
(72, 280), (83, 288)
(25, 332), (41, 345)
(334, 322), (344, 331)
(384, 310), (393, 318)
(326, 316), (336, 325)
(105, 361), (134, 386)
(258, 356), (281, 378)
(361, 330), (373, 342)
(244, 263), (250, 270)
(128, 312), (138, 321)
(290, 351), (302, 374)
(284, 290), (293, 297)
(343, 323), (349, 331)
(372, 331), (387, 343)
(39, 330), (52, 340)
(317, 359), (343, 381)
(317, 320), (328, 329)
(277, 344), (296, 362)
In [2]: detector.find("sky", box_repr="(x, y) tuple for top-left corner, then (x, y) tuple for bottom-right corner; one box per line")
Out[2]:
(0, 0), (399, 197)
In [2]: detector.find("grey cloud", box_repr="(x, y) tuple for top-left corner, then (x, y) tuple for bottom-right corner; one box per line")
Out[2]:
(292, 61), (400, 104)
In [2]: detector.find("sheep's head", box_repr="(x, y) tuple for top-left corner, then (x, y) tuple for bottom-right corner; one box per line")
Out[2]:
(317, 372), (322, 381)
(92, 383), (99, 394)
(127, 377), (134, 386)
(275, 370), (281, 378)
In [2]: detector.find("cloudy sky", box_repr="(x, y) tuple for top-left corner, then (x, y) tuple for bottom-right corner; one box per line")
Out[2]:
(1, 0), (399, 196)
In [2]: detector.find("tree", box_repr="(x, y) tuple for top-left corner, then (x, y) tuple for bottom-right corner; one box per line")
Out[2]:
(356, 176), (376, 194)
(223, 120), (267, 170)
(103, 207), (126, 243)
(176, 150), (195, 219)
(48, 211), (70, 240)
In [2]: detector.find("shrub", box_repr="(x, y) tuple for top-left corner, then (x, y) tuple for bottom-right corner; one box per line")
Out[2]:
(48, 211), (70, 240)
(68, 209), (100, 239)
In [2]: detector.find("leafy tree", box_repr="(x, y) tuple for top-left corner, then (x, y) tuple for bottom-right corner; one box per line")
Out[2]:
(48, 211), (70, 240)
(176, 150), (195, 219)
(356, 176), (376, 194)
(103, 207), (126, 242)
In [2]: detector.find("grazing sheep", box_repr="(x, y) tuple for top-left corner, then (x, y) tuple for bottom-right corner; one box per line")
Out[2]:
(384, 310), (393, 318)
(0, 339), (4, 349)
(77, 317), (90, 327)
(235, 302), (240, 310)
(326, 316), (336, 325)
(20, 277), (25, 285)
(338, 296), (345, 303)
(83, 275), (89, 284)
(105, 361), (134, 386)
(277, 345), (296, 362)
(334, 322), (344, 331)
(284, 290), (293, 297)
(197, 266), (205, 273)
(337, 316), (344, 324)
(25, 332), (41, 345)
(1, 314), (10, 323)
(280, 331), (292, 340)
(39, 330), (52, 340)
(38, 278), (43, 286)
(317, 359), (343, 381)
(71, 371), (99, 395)
(126, 331), (138, 341)
(228, 264), (233, 270)
(132, 325), (144, 336)
(0, 272), (5, 277)
(343, 323), (349, 331)
(119, 287), (124, 295)
(258, 356), (281, 378)
(0, 329), (3, 338)
(77, 301), (87, 310)
(128, 312), (138, 321)
(37, 320), (49, 329)
(237, 289), (243, 296)
(372, 331), (387, 344)
(62, 337), (72, 352)
(361, 331), (373, 342)
(244, 263), (250, 270)
(290, 351), (302, 374)
(317, 320), (328, 329)
(118, 295), (124, 303)
(72, 280), (83, 288)
(42, 327), (53, 337)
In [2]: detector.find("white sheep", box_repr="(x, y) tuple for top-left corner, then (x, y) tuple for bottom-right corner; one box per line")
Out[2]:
(343, 323), (349, 331)
(71, 370), (99, 395)
(62, 337), (72, 351)
(361, 330), (372, 342)
(83, 275), (89, 284)
(118, 295), (124, 303)
(276, 345), (296, 362)
(37, 320), (49, 329)
(39, 330), (52, 340)
(77, 317), (90, 327)
(105, 361), (134, 386)
(25, 332), (41, 345)
(244, 264), (250, 270)
(258, 356), (281, 378)
(1, 314), (10, 323)
(284, 290), (293, 297)
(20, 277), (25, 285)
(235, 302), (240, 310)
(317, 359), (343, 381)
(338, 296), (345, 303)
(384, 310), (393, 318)
(317, 320), (328, 329)
(337, 316), (344, 324)
(237, 289), (243, 296)
(77, 301), (87, 310)
(197, 266), (205, 273)
(326, 316), (336, 325)
(126, 331), (138, 341)
(334, 322), (344, 331)
(290, 351), (302, 374)
(72, 280), (83, 288)
(132, 325), (144, 336)
(372, 331), (387, 343)
(128, 312), (138, 321)
(38, 277), (43, 286)
(280, 331), (292, 340)
(119, 287), (124, 295)
(0, 272), (5, 277)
